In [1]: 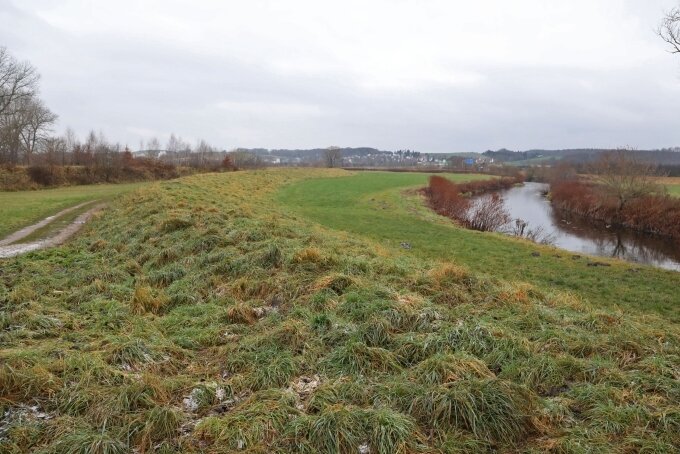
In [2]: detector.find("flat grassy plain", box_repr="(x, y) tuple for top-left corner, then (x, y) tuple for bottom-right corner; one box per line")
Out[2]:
(0, 182), (146, 238)
(1, 169), (679, 453)
(652, 176), (680, 197)
(661, 178), (680, 197)
(278, 171), (680, 319)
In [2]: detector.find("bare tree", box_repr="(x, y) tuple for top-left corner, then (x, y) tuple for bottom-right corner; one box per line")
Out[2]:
(166, 133), (192, 165)
(0, 47), (40, 117)
(659, 7), (680, 54)
(43, 137), (66, 169)
(324, 146), (343, 168)
(229, 149), (264, 169)
(194, 139), (214, 168)
(146, 137), (161, 157)
(92, 133), (122, 182)
(19, 98), (57, 165)
(63, 127), (79, 165)
(592, 149), (662, 214)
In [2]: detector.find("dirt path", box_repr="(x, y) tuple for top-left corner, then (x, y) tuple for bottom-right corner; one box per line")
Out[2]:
(0, 203), (105, 258)
(0, 201), (95, 246)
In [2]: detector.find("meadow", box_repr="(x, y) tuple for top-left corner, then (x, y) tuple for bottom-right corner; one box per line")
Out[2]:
(1, 169), (678, 453)
(0, 182), (146, 238)
(278, 171), (680, 319)
(659, 177), (680, 197)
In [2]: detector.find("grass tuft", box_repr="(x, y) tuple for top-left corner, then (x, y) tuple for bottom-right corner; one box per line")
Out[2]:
(325, 341), (401, 376)
(225, 303), (259, 325)
(409, 378), (536, 444)
(130, 285), (168, 315)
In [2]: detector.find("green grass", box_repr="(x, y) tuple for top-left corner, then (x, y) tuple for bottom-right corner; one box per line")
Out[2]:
(666, 184), (680, 197)
(0, 182), (146, 238)
(16, 202), (98, 243)
(277, 171), (680, 319)
(0, 169), (678, 452)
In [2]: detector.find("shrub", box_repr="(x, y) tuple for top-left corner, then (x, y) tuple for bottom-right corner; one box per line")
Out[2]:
(27, 165), (65, 186)
(426, 176), (516, 232)
(551, 179), (680, 240)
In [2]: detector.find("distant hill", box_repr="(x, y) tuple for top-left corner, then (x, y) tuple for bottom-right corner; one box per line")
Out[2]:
(483, 148), (680, 166)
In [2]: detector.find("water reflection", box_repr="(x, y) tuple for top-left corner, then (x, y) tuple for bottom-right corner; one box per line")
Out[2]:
(498, 183), (680, 271)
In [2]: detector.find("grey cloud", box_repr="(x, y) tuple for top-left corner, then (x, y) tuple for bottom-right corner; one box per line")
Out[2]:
(2, 0), (679, 152)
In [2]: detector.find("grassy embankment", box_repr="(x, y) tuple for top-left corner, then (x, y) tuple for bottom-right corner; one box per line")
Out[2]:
(1, 169), (678, 453)
(0, 183), (146, 239)
(277, 171), (680, 319)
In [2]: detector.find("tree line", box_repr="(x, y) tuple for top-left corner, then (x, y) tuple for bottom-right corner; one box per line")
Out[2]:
(0, 47), (252, 189)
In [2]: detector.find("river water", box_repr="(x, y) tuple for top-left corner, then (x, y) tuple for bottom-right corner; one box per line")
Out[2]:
(497, 182), (680, 271)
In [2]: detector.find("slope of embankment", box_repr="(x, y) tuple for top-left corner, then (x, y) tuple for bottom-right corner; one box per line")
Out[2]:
(1, 169), (678, 453)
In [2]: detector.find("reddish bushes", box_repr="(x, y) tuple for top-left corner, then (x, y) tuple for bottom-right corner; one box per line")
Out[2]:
(426, 176), (518, 231)
(551, 180), (680, 240)
(456, 176), (523, 196)
(427, 176), (470, 220)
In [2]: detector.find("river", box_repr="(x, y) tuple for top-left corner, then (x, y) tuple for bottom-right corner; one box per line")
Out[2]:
(497, 182), (680, 271)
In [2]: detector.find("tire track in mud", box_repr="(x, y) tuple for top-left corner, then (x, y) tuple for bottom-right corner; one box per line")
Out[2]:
(0, 201), (95, 246)
(0, 203), (105, 258)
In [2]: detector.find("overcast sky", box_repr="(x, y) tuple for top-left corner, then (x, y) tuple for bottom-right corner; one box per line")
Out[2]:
(2, 0), (679, 153)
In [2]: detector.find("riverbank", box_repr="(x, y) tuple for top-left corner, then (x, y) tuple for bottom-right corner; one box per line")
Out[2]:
(500, 183), (680, 271)
(550, 179), (680, 242)
(278, 170), (680, 319)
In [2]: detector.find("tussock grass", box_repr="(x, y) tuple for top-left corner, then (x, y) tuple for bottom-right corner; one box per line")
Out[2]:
(410, 353), (494, 384)
(325, 342), (402, 376)
(409, 378), (536, 444)
(135, 406), (183, 449)
(1, 169), (678, 452)
(50, 428), (127, 454)
(224, 303), (259, 325)
(130, 285), (168, 315)
(159, 216), (193, 232)
(195, 389), (299, 450)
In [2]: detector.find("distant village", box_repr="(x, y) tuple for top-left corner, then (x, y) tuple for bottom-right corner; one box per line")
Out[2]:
(240, 147), (495, 169)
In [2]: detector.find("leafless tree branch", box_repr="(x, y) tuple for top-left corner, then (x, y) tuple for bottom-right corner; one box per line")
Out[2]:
(658, 7), (680, 54)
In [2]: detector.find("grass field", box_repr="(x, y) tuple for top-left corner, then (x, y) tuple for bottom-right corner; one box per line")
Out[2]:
(0, 183), (147, 238)
(669, 185), (680, 197)
(1, 169), (678, 453)
(664, 181), (680, 197)
(278, 171), (680, 319)
(653, 176), (680, 197)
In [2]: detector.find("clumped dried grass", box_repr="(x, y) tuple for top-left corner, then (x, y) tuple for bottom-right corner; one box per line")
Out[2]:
(130, 285), (169, 315)
(225, 303), (259, 325)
